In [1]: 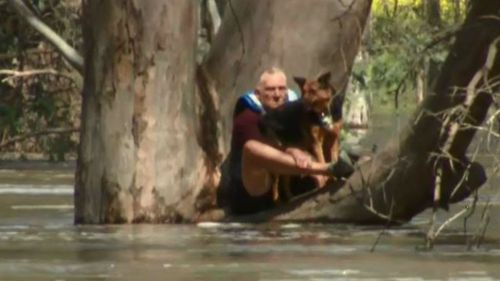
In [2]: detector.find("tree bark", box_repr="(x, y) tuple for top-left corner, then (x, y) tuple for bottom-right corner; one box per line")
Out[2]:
(226, 0), (499, 224)
(75, 0), (203, 223)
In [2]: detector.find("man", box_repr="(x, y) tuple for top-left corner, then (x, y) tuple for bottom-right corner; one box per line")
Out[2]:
(226, 67), (339, 215)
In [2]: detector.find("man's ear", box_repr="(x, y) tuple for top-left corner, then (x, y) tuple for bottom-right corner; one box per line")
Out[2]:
(294, 76), (306, 90)
(317, 71), (331, 86)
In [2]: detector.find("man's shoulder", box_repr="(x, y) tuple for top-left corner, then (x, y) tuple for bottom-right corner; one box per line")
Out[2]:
(234, 108), (260, 126)
(234, 92), (263, 117)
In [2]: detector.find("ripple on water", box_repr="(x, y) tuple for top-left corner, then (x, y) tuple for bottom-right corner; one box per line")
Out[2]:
(11, 205), (73, 210)
(0, 225), (29, 230)
(196, 222), (248, 229)
(0, 184), (72, 195)
(0, 231), (19, 240)
(288, 269), (361, 276)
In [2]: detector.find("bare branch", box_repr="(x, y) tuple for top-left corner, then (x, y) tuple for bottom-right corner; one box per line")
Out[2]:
(7, 0), (83, 74)
(0, 127), (80, 149)
(0, 68), (77, 84)
(434, 207), (468, 238)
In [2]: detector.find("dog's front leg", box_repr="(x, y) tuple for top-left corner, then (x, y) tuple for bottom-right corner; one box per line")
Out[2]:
(311, 126), (325, 163)
(329, 121), (343, 162)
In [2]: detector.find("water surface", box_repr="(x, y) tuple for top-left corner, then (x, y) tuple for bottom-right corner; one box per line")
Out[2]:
(0, 164), (499, 281)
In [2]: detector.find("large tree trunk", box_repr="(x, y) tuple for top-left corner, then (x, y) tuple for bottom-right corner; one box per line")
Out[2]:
(230, 0), (499, 223)
(75, 0), (205, 223)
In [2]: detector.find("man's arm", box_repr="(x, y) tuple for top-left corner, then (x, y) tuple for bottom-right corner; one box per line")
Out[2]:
(243, 140), (331, 176)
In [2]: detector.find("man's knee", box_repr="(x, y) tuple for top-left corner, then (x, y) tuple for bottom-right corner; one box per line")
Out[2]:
(241, 166), (271, 197)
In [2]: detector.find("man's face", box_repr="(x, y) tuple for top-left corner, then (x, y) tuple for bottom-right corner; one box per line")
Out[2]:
(256, 73), (287, 110)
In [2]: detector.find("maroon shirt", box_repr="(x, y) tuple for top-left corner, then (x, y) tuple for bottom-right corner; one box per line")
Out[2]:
(231, 108), (265, 150)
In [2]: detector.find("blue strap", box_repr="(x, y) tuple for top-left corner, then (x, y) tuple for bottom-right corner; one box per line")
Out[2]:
(287, 89), (300, 102)
(240, 91), (264, 113)
(238, 89), (300, 114)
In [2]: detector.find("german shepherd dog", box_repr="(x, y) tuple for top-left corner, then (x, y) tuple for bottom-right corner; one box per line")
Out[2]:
(259, 71), (343, 202)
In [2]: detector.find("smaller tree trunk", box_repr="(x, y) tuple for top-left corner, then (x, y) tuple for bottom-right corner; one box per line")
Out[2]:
(424, 0), (442, 27)
(453, 0), (461, 23)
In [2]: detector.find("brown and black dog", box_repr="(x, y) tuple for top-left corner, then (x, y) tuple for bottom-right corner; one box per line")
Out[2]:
(259, 71), (344, 203)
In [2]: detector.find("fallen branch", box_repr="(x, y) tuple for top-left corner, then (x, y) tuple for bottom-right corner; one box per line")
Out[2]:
(0, 127), (80, 149)
(7, 0), (83, 74)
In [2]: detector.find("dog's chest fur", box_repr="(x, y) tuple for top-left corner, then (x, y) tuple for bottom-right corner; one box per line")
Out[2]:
(259, 100), (324, 148)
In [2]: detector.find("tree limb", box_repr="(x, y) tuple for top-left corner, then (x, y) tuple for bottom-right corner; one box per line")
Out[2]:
(0, 68), (77, 84)
(8, 0), (84, 74)
(0, 127), (80, 149)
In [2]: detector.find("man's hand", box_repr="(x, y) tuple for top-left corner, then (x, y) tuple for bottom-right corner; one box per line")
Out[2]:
(285, 147), (312, 169)
(285, 147), (329, 188)
(311, 174), (329, 188)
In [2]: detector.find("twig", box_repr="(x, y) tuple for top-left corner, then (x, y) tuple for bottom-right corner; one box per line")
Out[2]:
(434, 206), (468, 238)
(426, 164), (442, 250)
(370, 198), (395, 252)
(0, 127), (80, 149)
(463, 182), (480, 241)
(470, 200), (491, 250)
(0, 68), (76, 84)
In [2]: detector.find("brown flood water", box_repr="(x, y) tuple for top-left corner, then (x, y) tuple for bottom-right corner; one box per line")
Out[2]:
(0, 112), (499, 281)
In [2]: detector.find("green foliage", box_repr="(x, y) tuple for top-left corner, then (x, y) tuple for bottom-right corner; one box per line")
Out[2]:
(0, 0), (81, 160)
(355, 0), (466, 111)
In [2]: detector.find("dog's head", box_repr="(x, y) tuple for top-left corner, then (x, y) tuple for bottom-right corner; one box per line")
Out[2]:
(294, 72), (336, 128)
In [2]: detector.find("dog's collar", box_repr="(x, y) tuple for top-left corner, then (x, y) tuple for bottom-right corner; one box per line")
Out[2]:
(319, 113), (333, 129)
(307, 109), (333, 129)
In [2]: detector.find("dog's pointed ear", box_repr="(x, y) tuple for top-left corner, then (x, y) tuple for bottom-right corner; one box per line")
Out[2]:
(317, 71), (331, 86)
(294, 76), (306, 90)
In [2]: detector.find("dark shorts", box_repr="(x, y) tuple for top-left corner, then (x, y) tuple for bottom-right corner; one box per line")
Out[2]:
(228, 179), (275, 215)
(227, 177), (316, 215)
